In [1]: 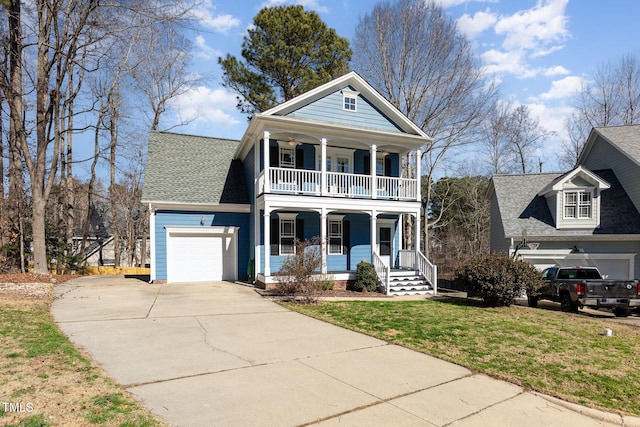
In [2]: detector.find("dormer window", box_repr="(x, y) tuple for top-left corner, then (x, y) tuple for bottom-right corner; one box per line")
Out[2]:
(342, 89), (359, 112)
(564, 191), (592, 219)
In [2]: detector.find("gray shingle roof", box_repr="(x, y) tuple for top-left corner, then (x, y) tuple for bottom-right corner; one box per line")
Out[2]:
(595, 125), (640, 164)
(142, 132), (249, 205)
(491, 169), (640, 238)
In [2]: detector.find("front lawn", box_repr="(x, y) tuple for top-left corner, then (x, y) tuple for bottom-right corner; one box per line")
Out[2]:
(286, 298), (640, 416)
(0, 278), (165, 426)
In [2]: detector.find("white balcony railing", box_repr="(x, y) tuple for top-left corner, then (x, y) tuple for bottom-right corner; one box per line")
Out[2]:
(263, 167), (417, 201)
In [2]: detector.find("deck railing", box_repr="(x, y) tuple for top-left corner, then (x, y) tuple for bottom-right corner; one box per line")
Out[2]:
(263, 167), (417, 201)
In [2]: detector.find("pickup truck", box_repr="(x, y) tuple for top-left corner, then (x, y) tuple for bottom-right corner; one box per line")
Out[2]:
(527, 266), (640, 317)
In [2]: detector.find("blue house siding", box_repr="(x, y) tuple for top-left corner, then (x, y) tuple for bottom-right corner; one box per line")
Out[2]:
(244, 145), (256, 199)
(287, 87), (403, 133)
(154, 210), (250, 281)
(257, 212), (401, 274)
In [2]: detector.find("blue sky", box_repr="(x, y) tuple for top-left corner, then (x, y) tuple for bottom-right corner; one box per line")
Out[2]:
(167, 0), (640, 172)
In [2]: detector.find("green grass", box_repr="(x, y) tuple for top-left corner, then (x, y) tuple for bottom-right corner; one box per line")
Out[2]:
(286, 298), (640, 416)
(0, 304), (164, 426)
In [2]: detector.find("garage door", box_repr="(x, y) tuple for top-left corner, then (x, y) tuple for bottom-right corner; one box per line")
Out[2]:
(166, 227), (237, 283)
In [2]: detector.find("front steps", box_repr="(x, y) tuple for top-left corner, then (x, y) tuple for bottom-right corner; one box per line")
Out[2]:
(387, 270), (434, 296)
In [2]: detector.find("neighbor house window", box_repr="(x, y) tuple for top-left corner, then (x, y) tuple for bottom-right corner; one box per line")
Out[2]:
(279, 147), (295, 168)
(280, 218), (295, 254)
(328, 216), (344, 255)
(564, 191), (592, 219)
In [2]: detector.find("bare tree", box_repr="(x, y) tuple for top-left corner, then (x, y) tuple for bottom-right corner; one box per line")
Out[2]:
(505, 105), (553, 174)
(480, 102), (512, 175)
(566, 53), (640, 160)
(352, 0), (496, 256)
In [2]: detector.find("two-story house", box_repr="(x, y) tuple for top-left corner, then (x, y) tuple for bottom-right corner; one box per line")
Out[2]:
(488, 125), (640, 280)
(142, 72), (437, 295)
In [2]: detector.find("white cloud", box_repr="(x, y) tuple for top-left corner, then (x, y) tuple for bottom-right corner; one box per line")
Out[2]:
(457, 9), (497, 39)
(194, 35), (222, 61)
(536, 76), (585, 101)
(191, 1), (241, 33)
(170, 86), (241, 129)
(542, 66), (570, 77)
(494, 0), (569, 56)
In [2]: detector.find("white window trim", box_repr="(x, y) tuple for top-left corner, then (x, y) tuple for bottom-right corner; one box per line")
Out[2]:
(277, 213), (297, 255)
(315, 146), (354, 172)
(327, 215), (345, 255)
(341, 89), (359, 112)
(563, 189), (593, 220)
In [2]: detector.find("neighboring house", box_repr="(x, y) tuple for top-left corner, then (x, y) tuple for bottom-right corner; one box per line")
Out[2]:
(76, 201), (149, 267)
(142, 71), (437, 294)
(488, 125), (640, 280)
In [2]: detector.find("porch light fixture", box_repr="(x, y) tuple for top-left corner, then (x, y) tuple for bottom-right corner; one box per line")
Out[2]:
(287, 138), (296, 146)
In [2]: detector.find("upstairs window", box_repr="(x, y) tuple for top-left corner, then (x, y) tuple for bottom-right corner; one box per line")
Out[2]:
(342, 89), (359, 112)
(279, 147), (295, 168)
(564, 191), (592, 219)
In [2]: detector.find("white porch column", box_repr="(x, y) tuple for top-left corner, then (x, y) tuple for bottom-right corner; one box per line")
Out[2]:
(370, 209), (377, 259)
(415, 148), (422, 202)
(148, 204), (156, 282)
(371, 144), (377, 199)
(321, 138), (327, 196)
(254, 206), (261, 280)
(264, 131), (271, 191)
(320, 207), (327, 274)
(414, 211), (421, 269)
(263, 208), (271, 277)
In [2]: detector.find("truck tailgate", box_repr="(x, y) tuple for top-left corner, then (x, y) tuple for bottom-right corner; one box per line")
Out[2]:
(585, 281), (637, 298)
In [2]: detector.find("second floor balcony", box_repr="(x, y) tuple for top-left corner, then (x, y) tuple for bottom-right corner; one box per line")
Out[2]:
(258, 167), (419, 201)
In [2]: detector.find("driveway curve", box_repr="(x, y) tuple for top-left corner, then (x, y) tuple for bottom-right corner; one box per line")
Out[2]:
(52, 276), (626, 427)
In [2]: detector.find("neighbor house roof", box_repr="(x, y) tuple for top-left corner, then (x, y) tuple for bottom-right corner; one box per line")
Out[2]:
(142, 132), (249, 206)
(579, 125), (640, 165)
(489, 169), (640, 238)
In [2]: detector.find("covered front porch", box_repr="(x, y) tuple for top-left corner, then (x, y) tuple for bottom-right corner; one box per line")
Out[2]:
(253, 200), (437, 295)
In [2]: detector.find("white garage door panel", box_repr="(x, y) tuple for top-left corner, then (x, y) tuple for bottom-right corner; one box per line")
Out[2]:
(166, 229), (237, 283)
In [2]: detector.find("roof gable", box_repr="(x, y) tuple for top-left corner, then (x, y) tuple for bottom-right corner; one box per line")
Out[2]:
(262, 71), (428, 137)
(284, 85), (403, 133)
(142, 132), (249, 206)
(489, 169), (640, 238)
(579, 125), (640, 166)
(537, 166), (610, 196)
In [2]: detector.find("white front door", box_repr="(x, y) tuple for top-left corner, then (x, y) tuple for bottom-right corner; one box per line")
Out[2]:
(377, 223), (393, 267)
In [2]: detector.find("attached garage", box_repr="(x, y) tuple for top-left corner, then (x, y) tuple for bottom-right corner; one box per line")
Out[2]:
(518, 251), (636, 280)
(165, 226), (238, 283)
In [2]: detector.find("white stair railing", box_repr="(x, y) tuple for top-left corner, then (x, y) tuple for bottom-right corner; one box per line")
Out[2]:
(398, 249), (438, 294)
(418, 251), (437, 294)
(372, 251), (390, 294)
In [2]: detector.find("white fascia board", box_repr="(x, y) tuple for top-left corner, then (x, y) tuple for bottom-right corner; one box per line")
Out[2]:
(165, 226), (239, 234)
(508, 233), (640, 242)
(144, 201), (251, 213)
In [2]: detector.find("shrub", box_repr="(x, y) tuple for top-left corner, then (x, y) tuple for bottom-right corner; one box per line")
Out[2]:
(454, 253), (543, 307)
(353, 259), (379, 292)
(275, 237), (323, 303)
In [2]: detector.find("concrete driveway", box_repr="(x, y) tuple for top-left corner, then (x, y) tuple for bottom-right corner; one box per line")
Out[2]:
(51, 276), (629, 427)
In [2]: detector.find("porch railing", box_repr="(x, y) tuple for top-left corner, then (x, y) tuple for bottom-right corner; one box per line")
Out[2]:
(263, 167), (417, 201)
(398, 250), (438, 294)
(372, 251), (390, 294)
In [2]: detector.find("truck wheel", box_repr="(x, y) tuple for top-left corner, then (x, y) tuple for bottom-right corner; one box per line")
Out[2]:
(560, 294), (578, 313)
(527, 295), (538, 308)
(612, 308), (632, 317)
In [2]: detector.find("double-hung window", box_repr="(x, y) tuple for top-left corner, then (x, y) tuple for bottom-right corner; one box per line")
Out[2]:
(564, 191), (592, 219)
(280, 218), (295, 255)
(328, 216), (343, 255)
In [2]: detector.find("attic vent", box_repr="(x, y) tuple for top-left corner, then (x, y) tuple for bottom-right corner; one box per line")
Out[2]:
(341, 89), (359, 112)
